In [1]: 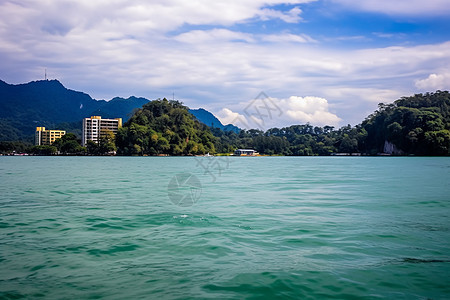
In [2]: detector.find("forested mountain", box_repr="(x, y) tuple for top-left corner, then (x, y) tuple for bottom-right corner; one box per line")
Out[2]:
(0, 80), (235, 142)
(361, 91), (450, 155)
(1, 78), (448, 156)
(116, 99), (216, 155)
(0, 79), (97, 124)
(0, 80), (149, 141)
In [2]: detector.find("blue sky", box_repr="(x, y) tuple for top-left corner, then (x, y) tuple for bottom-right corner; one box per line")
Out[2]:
(0, 0), (449, 128)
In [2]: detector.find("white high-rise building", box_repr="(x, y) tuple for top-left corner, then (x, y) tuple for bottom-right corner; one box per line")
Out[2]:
(82, 116), (122, 146)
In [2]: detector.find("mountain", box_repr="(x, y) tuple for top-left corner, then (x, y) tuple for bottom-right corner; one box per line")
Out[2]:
(0, 79), (150, 141)
(116, 100), (216, 155)
(0, 79), (99, 123)
(189, 108), (240, 133)
(90, 96), (150, 121)
(0, 79), (238, 141)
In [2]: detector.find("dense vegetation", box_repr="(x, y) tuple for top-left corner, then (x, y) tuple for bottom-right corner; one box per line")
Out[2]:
(211, 124), (364, 156)
(115, 99), (216, 155)
(361, 91), (450, 155)
(1, 91), (449, 156)
(0, 80), (149, 141)
(210, 91), (449, 156)
(0, 141), (32, 155)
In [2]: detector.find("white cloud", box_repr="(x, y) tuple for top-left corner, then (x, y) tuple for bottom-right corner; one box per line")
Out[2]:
(217, 108), (248, 126)
(281, 96), (341, 126)
(333, 0), (450, 16)
(332, 35), (367, 41)
(0, 0), (315, 40)
(174, 30), (316, 44)
(216, 96), (341, 129)
(174, 29), (254, 44)
(323, 88), (404, 104)
(261, 33), (316, 43)
(259, 6), (304, 23)
(415, 73), (450, 90)
(0, 0), (449, 127)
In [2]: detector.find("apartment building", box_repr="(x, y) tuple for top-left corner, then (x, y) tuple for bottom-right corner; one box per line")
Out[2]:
(82, 116), (122, 146)
(35, 127), (66, 146)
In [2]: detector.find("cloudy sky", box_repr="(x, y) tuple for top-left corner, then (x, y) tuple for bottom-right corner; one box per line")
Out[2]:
(1, 0), (449, 129)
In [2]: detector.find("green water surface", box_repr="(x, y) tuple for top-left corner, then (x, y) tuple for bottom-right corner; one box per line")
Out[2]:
(0, 157), (449, 299)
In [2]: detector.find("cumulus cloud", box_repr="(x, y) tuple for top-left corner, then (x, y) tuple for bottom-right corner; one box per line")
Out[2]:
(281, 96), (341, 126)
(217, 108), (248, 126)
(0, 0), (449, 126)
(217, 95), (341, 130)
(415, 73), (450, 90)
(333, 0), (450, 16)
(258, 7), (304, 23)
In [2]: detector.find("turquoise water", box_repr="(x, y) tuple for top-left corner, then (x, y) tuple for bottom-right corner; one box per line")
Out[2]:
(0, 156), (449, 299)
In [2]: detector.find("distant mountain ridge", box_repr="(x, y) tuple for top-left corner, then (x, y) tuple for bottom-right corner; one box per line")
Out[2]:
(0, 79), (238, 141)
(189, 108), (239, 133)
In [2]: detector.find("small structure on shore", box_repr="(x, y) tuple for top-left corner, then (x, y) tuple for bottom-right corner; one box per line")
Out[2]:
(234, 149), (259, 156)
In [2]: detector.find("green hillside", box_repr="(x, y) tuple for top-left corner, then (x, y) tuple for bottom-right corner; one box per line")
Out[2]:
(361, 91), (450, 155)
(116, 99), (216, 155)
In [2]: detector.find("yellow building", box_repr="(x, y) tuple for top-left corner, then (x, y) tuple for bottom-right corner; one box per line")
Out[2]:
(35, 127), (66, 146)
(82, 116), (122, 146)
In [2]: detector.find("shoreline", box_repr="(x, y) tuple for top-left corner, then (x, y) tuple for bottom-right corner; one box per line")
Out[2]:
(1, 153), (447, 157)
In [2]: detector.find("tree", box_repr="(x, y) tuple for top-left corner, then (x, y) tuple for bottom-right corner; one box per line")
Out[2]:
(86, 140), (99, 155)
(52, 133), (84, 155)
(424, 130), (450, 155)
(339, 135), (358, 153)
(0, 141), (31, 154)
(98, 129), (117, 155)
(30, 145), (57, 155)
(116, 99), (216, 155)
(360, 91), (450, 155)
(61, 140), (84, 154)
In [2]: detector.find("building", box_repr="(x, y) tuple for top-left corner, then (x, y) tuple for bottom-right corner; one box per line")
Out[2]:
(82, 116), (122, 146)
(35, 127), (66, 146)
(234, 149), (259, 156)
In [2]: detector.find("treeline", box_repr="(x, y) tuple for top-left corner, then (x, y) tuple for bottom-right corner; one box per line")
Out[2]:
(0, 132), (115, 155)
(211, 124), (365, 155)
(211, 91), (449, 156)
(1, 91), (449, 156)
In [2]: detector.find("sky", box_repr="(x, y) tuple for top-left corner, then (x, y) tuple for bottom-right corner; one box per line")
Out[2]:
(1, 0), (450, 129)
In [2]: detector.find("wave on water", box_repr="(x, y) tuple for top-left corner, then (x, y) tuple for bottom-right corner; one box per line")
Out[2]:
(1, 156), (449, 299)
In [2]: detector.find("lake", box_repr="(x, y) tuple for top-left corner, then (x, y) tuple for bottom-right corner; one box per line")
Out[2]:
(0, 156), (449, 299)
